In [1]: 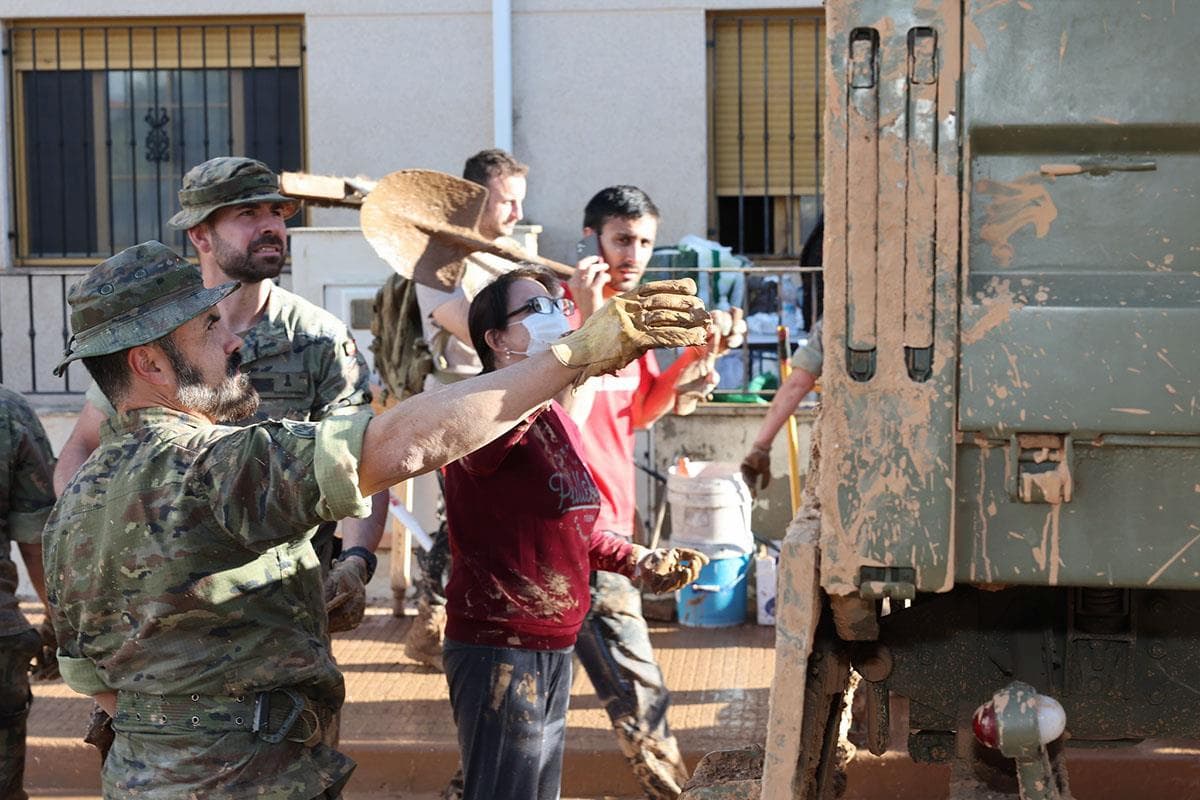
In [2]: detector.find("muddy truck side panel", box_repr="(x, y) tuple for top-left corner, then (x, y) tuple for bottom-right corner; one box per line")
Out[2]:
(820, 0), (963, 597)
(822, 0), (1200, 597)
(762, 2), (1200, 797)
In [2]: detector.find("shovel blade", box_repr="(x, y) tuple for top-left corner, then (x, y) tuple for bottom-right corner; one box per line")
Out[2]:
(361, 169), (490, 290)
(362, 168), (576, 289)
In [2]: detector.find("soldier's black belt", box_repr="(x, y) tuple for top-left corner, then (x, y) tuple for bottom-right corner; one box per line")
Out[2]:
(113, 687), (329, 746)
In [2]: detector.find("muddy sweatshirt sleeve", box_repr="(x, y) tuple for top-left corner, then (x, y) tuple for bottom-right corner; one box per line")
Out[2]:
(587, 529), (636, 577)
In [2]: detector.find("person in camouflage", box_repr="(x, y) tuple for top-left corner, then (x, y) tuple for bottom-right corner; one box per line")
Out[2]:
(52, 156), (386, 756)
(53, 157), (386, 629)
(0, 385), (57, 800)
(44, 241), (708, 799)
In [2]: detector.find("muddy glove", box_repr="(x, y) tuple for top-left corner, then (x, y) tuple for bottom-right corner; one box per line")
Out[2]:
(551, 279), (709, 381)
(740, 444), (772, 497)
(631, 545), (710, 594)
(325, 553), (371, 633)
(84, 703), (115, 763)
(30, 618), (60, 681)
(673, 307), (748, 415)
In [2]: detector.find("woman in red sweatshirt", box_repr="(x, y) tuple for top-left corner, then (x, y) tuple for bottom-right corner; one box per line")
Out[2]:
(440, 267), (704, 800)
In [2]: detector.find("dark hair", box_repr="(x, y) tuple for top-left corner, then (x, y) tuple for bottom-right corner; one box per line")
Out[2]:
(582, 185), (660, 233)
(81, 329), (191, 407)
(800, 216), (824, 267)
(82, 350), (133, 406)
(468, 266), (562, 373)
(462, 149), (529, 187)
(799, 215), (824, 330)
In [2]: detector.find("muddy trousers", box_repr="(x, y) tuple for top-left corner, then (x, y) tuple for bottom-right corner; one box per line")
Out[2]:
(443, 640), (573, 800)
(575, 570), (686, 800)
(0, 629), (39, 800)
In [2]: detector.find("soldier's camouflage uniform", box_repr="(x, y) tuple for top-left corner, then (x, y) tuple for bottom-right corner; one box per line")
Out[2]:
(47, 240), (373, 799)
(46, 408), (373, 799)
(93, 156), (374, 572)
(0, 385), (56, 800)
(85, 159), (372, 758)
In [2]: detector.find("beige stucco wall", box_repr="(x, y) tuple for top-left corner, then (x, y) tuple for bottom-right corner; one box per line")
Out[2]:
(2, 0), (820, 269)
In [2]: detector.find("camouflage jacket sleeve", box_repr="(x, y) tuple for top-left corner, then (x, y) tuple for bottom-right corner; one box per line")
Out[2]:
(197, 411), (373, 550)
(310, 326), (372, 421)
(3, 394), (57, 544)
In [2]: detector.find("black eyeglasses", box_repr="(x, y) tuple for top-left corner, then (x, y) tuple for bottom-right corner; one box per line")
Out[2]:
(505, 296), (576, 319)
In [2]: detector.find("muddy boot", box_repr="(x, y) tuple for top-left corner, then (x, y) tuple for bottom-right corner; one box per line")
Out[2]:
(404, 598), (446, 672)
(614, 716), (690, 800)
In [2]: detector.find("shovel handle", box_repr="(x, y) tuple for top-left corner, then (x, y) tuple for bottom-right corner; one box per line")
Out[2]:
(488, 238), (575, 279)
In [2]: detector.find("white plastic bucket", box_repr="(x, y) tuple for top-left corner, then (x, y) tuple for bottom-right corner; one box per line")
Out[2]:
(667, 461), (754, 558)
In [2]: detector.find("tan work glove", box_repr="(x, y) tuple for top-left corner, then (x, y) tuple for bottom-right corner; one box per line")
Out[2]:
(30, 618), (60, 681)
(551, 279), (709, 381)
(631, 545), (710, 594)
(740, 444), (772, 497)
(325, 556), (369, 633)
(673, 307), (748, 415)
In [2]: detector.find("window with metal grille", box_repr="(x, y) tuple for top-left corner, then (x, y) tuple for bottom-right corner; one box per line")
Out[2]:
(708, 12), (825, 259)
(703, 11), (826, 389)
(6, 19), (305, 264)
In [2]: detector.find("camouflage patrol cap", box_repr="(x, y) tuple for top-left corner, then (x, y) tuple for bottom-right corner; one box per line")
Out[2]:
(167, 156), (299, 229)
(54, 241), (238, 376)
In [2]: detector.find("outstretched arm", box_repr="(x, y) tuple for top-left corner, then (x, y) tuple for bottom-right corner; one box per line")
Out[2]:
(630, 346), (707, 429)
(358, 352), (583, 495)
(358, 280), (709, 496)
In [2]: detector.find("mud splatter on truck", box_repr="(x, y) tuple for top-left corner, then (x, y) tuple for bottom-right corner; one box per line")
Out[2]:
(758, 1), (1200, 798)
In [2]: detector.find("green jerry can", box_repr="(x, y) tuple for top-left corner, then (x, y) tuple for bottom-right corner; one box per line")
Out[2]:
(761, 2), (1200, 799)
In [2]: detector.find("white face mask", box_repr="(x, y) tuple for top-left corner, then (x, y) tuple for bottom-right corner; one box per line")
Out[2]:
(511, 310), (570, 357)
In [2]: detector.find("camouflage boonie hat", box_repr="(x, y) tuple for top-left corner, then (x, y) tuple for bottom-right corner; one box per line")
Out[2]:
(54, 241), (238, 376)
(167, 156), (300, 229)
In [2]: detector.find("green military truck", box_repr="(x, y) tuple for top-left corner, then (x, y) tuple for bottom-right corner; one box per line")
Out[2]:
(762, 1), (1200, 798)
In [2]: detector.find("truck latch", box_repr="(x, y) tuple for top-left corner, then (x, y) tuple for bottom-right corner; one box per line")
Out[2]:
(1006, 434), (1074, 504)
(858, 566), (916, 601)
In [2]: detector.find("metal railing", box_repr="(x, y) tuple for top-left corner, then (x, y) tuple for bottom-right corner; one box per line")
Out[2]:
(645, 255), (823, 393)
(0, 268), (91, 395)
(6, 20), (305, 263)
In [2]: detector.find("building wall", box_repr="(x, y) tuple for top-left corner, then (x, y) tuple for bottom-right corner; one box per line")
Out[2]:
(2, 0), (820, 268)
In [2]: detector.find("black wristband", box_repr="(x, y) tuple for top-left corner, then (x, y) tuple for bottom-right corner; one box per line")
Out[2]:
(338, 546), (378, 583)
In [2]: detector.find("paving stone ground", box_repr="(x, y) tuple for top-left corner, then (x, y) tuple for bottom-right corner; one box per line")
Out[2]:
(22, 598), (1200, 800)
(23, 602), (776, 798)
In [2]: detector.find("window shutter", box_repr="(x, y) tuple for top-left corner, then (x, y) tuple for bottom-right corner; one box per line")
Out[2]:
(711, 13), (825, 198)
(10, 20), (302, 71)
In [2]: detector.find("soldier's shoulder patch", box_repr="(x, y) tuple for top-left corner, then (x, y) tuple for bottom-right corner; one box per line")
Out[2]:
(280, 419), (318, 439)
(342, 340), (357, 358)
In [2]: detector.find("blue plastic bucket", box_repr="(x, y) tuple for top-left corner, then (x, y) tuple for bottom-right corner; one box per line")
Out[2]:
(677, 551), (751, 627)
